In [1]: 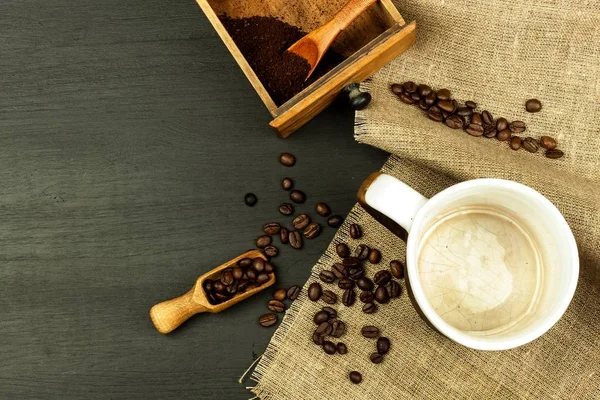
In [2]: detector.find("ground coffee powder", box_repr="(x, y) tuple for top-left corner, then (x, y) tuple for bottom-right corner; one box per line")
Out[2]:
(220, 15), (345, 106)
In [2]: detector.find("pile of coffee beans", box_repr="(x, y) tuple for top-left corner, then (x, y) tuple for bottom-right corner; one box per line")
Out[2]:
(390, 83), (564, 159)
(361, 326), (391, 364)
(259, 285), (301, 327)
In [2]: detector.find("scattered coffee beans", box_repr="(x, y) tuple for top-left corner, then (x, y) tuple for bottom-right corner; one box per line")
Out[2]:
(308, 282), (322, 301)
(349, 224), (362, 239)
(336, 243), (350, 258)
(287, 285), (301, 300)
(540, 136), (557, 149)
(320, 270), (336, 284)
(525, 98), (542, 113)
(359, 290), (374, 303)
(510, 136), (522, 150)
(279, 152), (296, 166)
(389, 260), (404, 279)
(497, 129), (512, 141)
(273, 288), (287, 301)
(268, 300), (285, 313)
(303, 222), (321, 239)
(482, 110), (494, 125)
(465, 100), (477, 109)
(361, 326), (380, 338)
(368, 249), (381, 264)
(316, 321), (332, 336)
(263, 222), (281, 235)
(357, 277), (374, 291)
(362, 302), (377, 314)
(370, 353), (384, 364)
(337, 343), (348, 355)
(338, 278), (355, 290)
(373, 270), (392, 286)
(315, 203), (331, 217)
(389, 281), (401, 298)
(321, 290), (338, 304)
(355, 244), (370, 260)
(290, 190), (306, 204)
(545, 149), (564, 159)
(349, 371), (362, 384)
(244, 193), (257, 207)
(342, 257), (360, 268)
(331, 320), (346, 338)
(323, 341), (337, 355)
(281, 177), (294, 191)
(259, 313), (278, 327)
(279, 203), (294, 216)
(322, 307), (337, 319)
(327, 215), (344, 228)
(377, 337), (391, 354)
(374, 286), (390, 304)
(348, 266), (365, 280)
(330, 263), (347, 279)
(509, 121), (526, 133)
(314, 311), (330, 325)
(496, 117), (509, 132)
(293, 214), (311, 230)
(263, 245), (278, 257)
(279, 227), (289, 244)
(289, 230), (302, 249)
(522, 137), (539, 153)
(313, 332), (324, 345)
(342, 289), (356, 306)
(256, 235), (272, 248)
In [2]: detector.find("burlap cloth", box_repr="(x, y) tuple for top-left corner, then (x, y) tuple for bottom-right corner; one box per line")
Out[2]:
(247, 1), (600, 398)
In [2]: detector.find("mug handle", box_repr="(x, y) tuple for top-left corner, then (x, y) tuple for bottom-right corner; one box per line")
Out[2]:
(357, 172), (428, 233)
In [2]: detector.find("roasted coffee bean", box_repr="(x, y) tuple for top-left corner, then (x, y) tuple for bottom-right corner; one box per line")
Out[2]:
(465, 100), (477, 109)
(374, 270), (392, 286)
(206, 291), (218, 305)
(509, 121), (526, 133)
(264, 261), (275, 274)
(252, 258), (265, 272)
(360, 290), (374, 303)
(424, 91), (437, 106)
(221, 269), (234, 286)
(256, 235), (272, 248)
(349, 224), (362, 239)
(332, 263), (347, 279)
(213, 280), (226, 293)
(274, 288), (287, 301)
(496, 117), (509, 132)
(342, 289), (356, 307)
(349, 371), (362, 384)
(375, 286), (390, 304)
(525, 98), (542, 113)
(304, 222), (321, 239)
(377, 337), (391, 355)
(281, 177), (294, 191)
(466, 124), (484, 137)
(323, 341), (337, 355)
(445, 115), (464, 129)
(545, 149), (564, 159)
(244, 193), (257, 207)
(418, 99), (430, 110)
(263, 222), (281, 235)
(389, 281), (402, 298)
(418, 84), (432, 97)
(471, 112), (483, 126)
(410, 92), (421, 102)
(457, 106), (473, 117)
(239, 258), (253, 268)
(226, 280), (239, 294)
(268, 300), (285, 313)
(259, 313), (278, 327)
(404, 81), (417, 93)
(246, 269), (257, 281)
(232, 267), (244, 280)
(348, 267), (365, 280)
(369, 249), (382, 264)
(321, 290), (338, 305)
(398, 93), (415, 104)
(522, 137), (539, 153)
(292, 214), (310, 230)
(336, 243), (350, 258)
(287, 285), (301, 300)
(427, 106), (443, 122)
(337, 343), (348, 355)
(482, 110), (494, 125)
(436, 88), (451, 101)
(355, 244), (370, 260)
(390, 83), (404, 95)
(238, 279), (252, 293)
(256, 273), (270, 285)
(437, 100), (456, 113)
(362, 302), (378, 314)
(370, 353), (384, 364)
(361, 326), (380, 338)
(263, 245), (278, 258)
(314, 311), (330, 325)
(279, 152), (296, 166)
(316, 321), (333, 336)
(315, 202), (331, 217)
(313, 331), (324, 345)
(322, 307), (337, 319)
(484, 125), (498, 138)
(214, 292), (231, 302)
(279, 203), (294, 216)
(327, 215), (344, 228)
(540, 136), (557, 149)
(338, 278), (355, 290)
(357, 277), (374, 291)
(203, 280), (213, 292)
(308, 282), (322, 301)
(290, 190), (306, 204)
(342, 257), (360, 268)
(441, 109), (452, 120)
(331, 320), (347, 338)
(320, 270), (336, 284)
(497, 128), (512, 141)
(289, 230), (302, 249)
(279, 227), (289, 244)
(510, 136), (522, 150)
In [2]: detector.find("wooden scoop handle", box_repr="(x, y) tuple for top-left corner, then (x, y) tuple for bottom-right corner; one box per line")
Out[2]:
(150, 288), (207, 334)
(332, 0), (378, 32)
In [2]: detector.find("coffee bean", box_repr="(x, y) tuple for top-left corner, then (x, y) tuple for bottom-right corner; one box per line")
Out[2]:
(525, 98), (542, 113)
(252, 257), (265, 272)
(206, 291), (218, 305)
(436, 88), (451, 101)
(287, 285), (301, 300)
(263, 245), (278, 258)
(427, 106), (443, 122)
(259, 313), (278, 327)
(226, 280), (239, 294)
(510, 136), (522, 150)
(389, 260), (404, 279)
(246, 269), (257, 281)
(349, 224), (362, 239)
(389, 281), (402, 298)
(496, 117), (509, 132)
(279, 152), (296, 166)
(279, 203), (294, 216)
(497, 129), (512, 141)
(357, 277), (374, 291)
(457, 106), (473, 117)
(279, 227), (289, 244)
(338, 279), (355, 290)
(273, 288), (287, 301)
(308, 282), (322, 301)
(263, 222), (281, 235)
(374, 270), (392, 286)
(321, 290), (338, 305)
(268, 300), (285, 313)
(337, 343), (348, 355)
(256, 273), (270, 285)
(484, 125), (498, 138)
(232, 267), (244, 280)
(315, 202), (331, 217)
(342, 257), (360, 268)
(375, 286), (390, 304)
(342, 289), (356, 306)
(418, 99), (430, 110)
(203, 279), (213, 292)
(327, 215), (344, 228)
(545, 149), (564, 159)
(221, 269), (234, 286)
(404, 81), (417, 93)
(331, 320), (347, 338)
(265, 261), (275, 274)
(471, 112), (483, 126)
(370, 353), (384, 364)
(304, 222), (321, 239)
(410, 92), (421, 102)
(482, 110), (493, 125)
(336, 243), (350, 258)
(289, 230), (302, 249)
(361, 326), (380, 338)
(322, 307), (337, 319)
(239, 258), (253, 268)
(316, 321), (333, 336)
(332, 263), (348, 279)
(256, 235), (272, 248)
(437, 100), (456, 114)
(214, 292), (231, 302)
(349, 371), (362, 384)
(348, 267), (365, 280)
(509, 121), (526, 133)
(320, 270), (336, 284)
(418, 84), (432, 97)
(465, 100), (477, 109)
(466, 124), (484, 137)
(377, 337), (391, 355)
(359, 290), (374, 303)
(238, 279), (252, 293)
(368, 249), (382, 264)
(313, 331), (324, 345)
(355, 244), (370, 260)
(290, 190), (306, 204)
(292, 214), (310, 230)
(441, 109), (452, 120)
(244, 193), (257, 207)
(522, 137), (539, 153)
(424, 91), (437, 106)
(398, 93), (414, 104)
(445, 115), (464, 129)
(390, 83), (404, 95)
(362, 302), (378, 314)
(323, 341), (337, 355)
(540, 136), (557, 149)
(314, 311), (330, 324)
(281, 177), (294, 191)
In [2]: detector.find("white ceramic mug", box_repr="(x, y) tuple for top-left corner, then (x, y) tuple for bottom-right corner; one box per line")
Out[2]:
(358, 172), (579, 350)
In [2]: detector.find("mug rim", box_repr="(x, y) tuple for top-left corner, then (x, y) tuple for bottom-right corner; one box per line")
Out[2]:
(406, 178), (579, 351)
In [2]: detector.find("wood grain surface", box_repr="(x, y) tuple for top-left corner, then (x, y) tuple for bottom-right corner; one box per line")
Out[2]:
(0, 0), (387, 398)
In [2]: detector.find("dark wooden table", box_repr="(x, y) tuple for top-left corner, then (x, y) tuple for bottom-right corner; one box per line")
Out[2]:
(0, 1), (387, 398)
